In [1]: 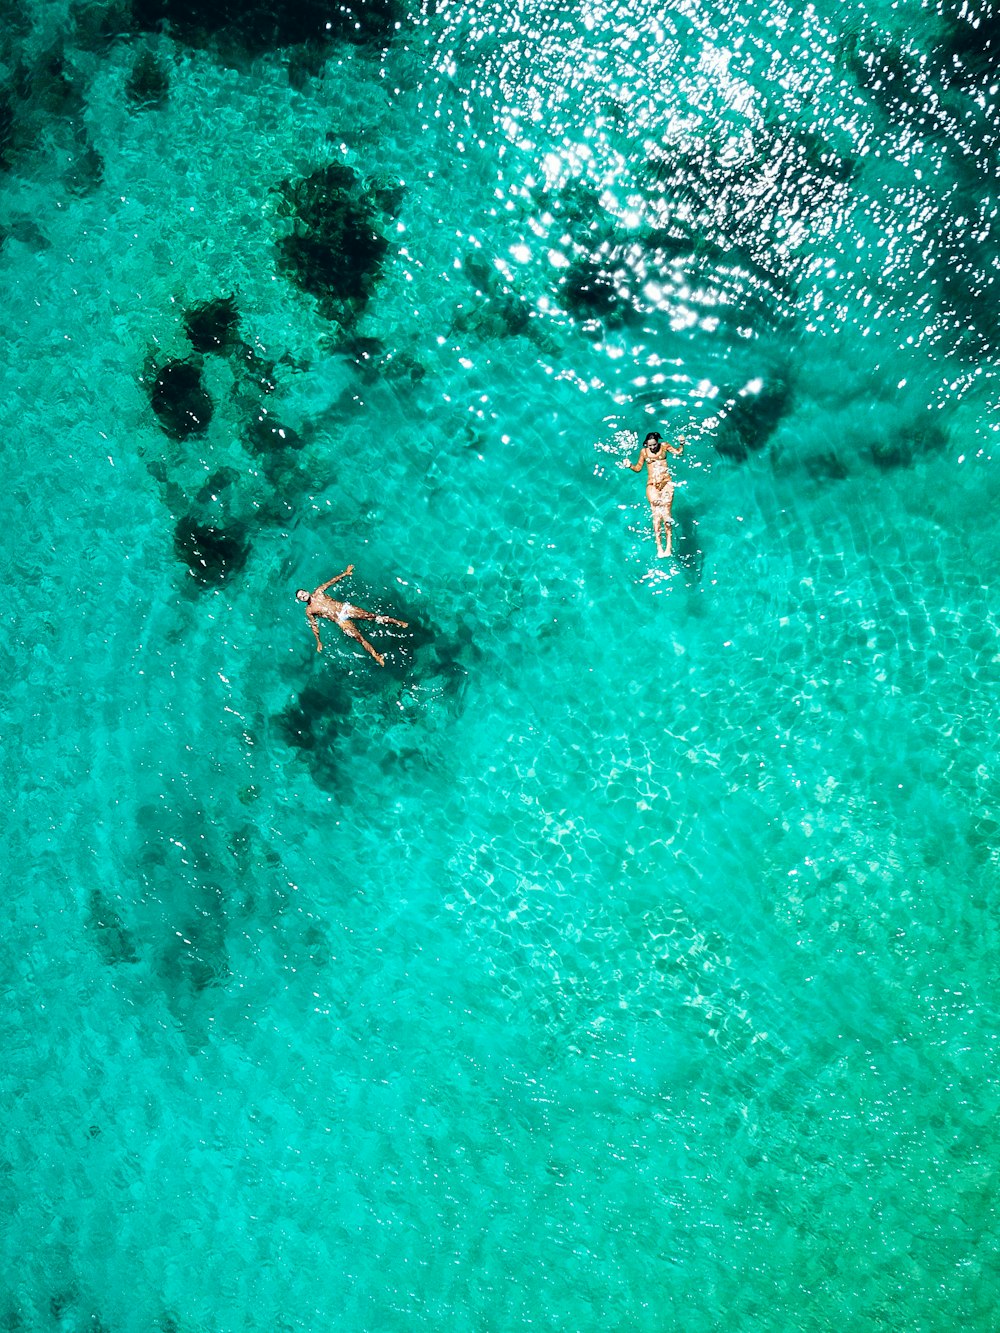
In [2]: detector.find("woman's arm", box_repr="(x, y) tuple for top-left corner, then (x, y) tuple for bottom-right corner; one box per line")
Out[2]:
(667, 436), (686, 456)
(627, 448), (647, 472)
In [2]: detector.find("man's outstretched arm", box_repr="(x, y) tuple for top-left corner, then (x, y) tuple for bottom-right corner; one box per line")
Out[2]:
(308, 613), (324, 653)
(317, 564), (354, 594)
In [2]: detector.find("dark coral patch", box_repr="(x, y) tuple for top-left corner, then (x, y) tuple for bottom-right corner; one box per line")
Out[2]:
(130, 0), (402, 55)
(150, 359), (213, 439)
(276, 162), (389, 316)
(184, 295), (240, 353)
(173, 518), (249, 584)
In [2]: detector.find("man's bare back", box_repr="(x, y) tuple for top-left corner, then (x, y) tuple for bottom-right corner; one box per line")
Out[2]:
(296, 565), (407, 667)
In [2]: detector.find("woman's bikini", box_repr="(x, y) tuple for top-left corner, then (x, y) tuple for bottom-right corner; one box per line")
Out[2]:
(645, 446), (673, 497)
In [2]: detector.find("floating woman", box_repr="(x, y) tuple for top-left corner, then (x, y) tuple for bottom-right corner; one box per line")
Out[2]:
(626, 430), (686, 558)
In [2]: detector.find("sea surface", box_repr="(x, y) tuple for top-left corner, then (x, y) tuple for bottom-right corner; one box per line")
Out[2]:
(1, 0), (998, 1328)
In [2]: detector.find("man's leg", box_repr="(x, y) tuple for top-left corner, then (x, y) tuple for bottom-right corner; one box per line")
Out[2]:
(340, 619), (385, 666)
(352, 606), (408, 629)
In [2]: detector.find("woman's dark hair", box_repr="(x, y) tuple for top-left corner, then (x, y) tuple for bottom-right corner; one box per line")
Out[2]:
(643, 431), (662, 450)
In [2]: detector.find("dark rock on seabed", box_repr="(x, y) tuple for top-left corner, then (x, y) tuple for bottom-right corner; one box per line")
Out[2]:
(15, 48), (84, 119)
(642, 126), (848, 297)
(333, 332), (426, 383)
(803, 451), (850, 482)
(337, 332), (385, 377)
(237, 342), (277, 393)
(87, 889), (139, 966)
(277, 678), (353, 751)
(672, 511), (704, 585)
(841, 30), (917, 110)
(158, 911), (229, 993)
(0, 0), (30, 58)
(195, 466), (241, 504)
(0, 45), (87, 172)
(275, 678), (353, 792)
(365, 171), (406, 219)
(65, 130), (104, 194)
(868, 417), (948, 471)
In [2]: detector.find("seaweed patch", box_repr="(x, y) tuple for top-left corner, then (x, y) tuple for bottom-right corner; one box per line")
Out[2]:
(184, 295), (240, 354)
(275, 162), (390, 321)
(244, 408), (303, 455)
(126, 49), (169, 108)
(713, 378), (791, 461)
(130, 0), (403, 57)
(173, 517), (249, 585)
(150, 358), (214, 439)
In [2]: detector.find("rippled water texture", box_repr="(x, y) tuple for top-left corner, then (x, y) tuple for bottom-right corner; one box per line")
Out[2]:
(1, 0), (998, 1327)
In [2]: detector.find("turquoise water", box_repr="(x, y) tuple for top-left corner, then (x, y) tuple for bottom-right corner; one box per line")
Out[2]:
(2, 0), (999, 1326)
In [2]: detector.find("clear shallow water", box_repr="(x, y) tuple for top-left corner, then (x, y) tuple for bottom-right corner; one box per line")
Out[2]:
(1, 0), (998, 1327)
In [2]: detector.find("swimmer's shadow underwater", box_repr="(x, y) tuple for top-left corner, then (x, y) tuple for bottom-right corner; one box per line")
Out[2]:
(671, 510), (704, 584)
